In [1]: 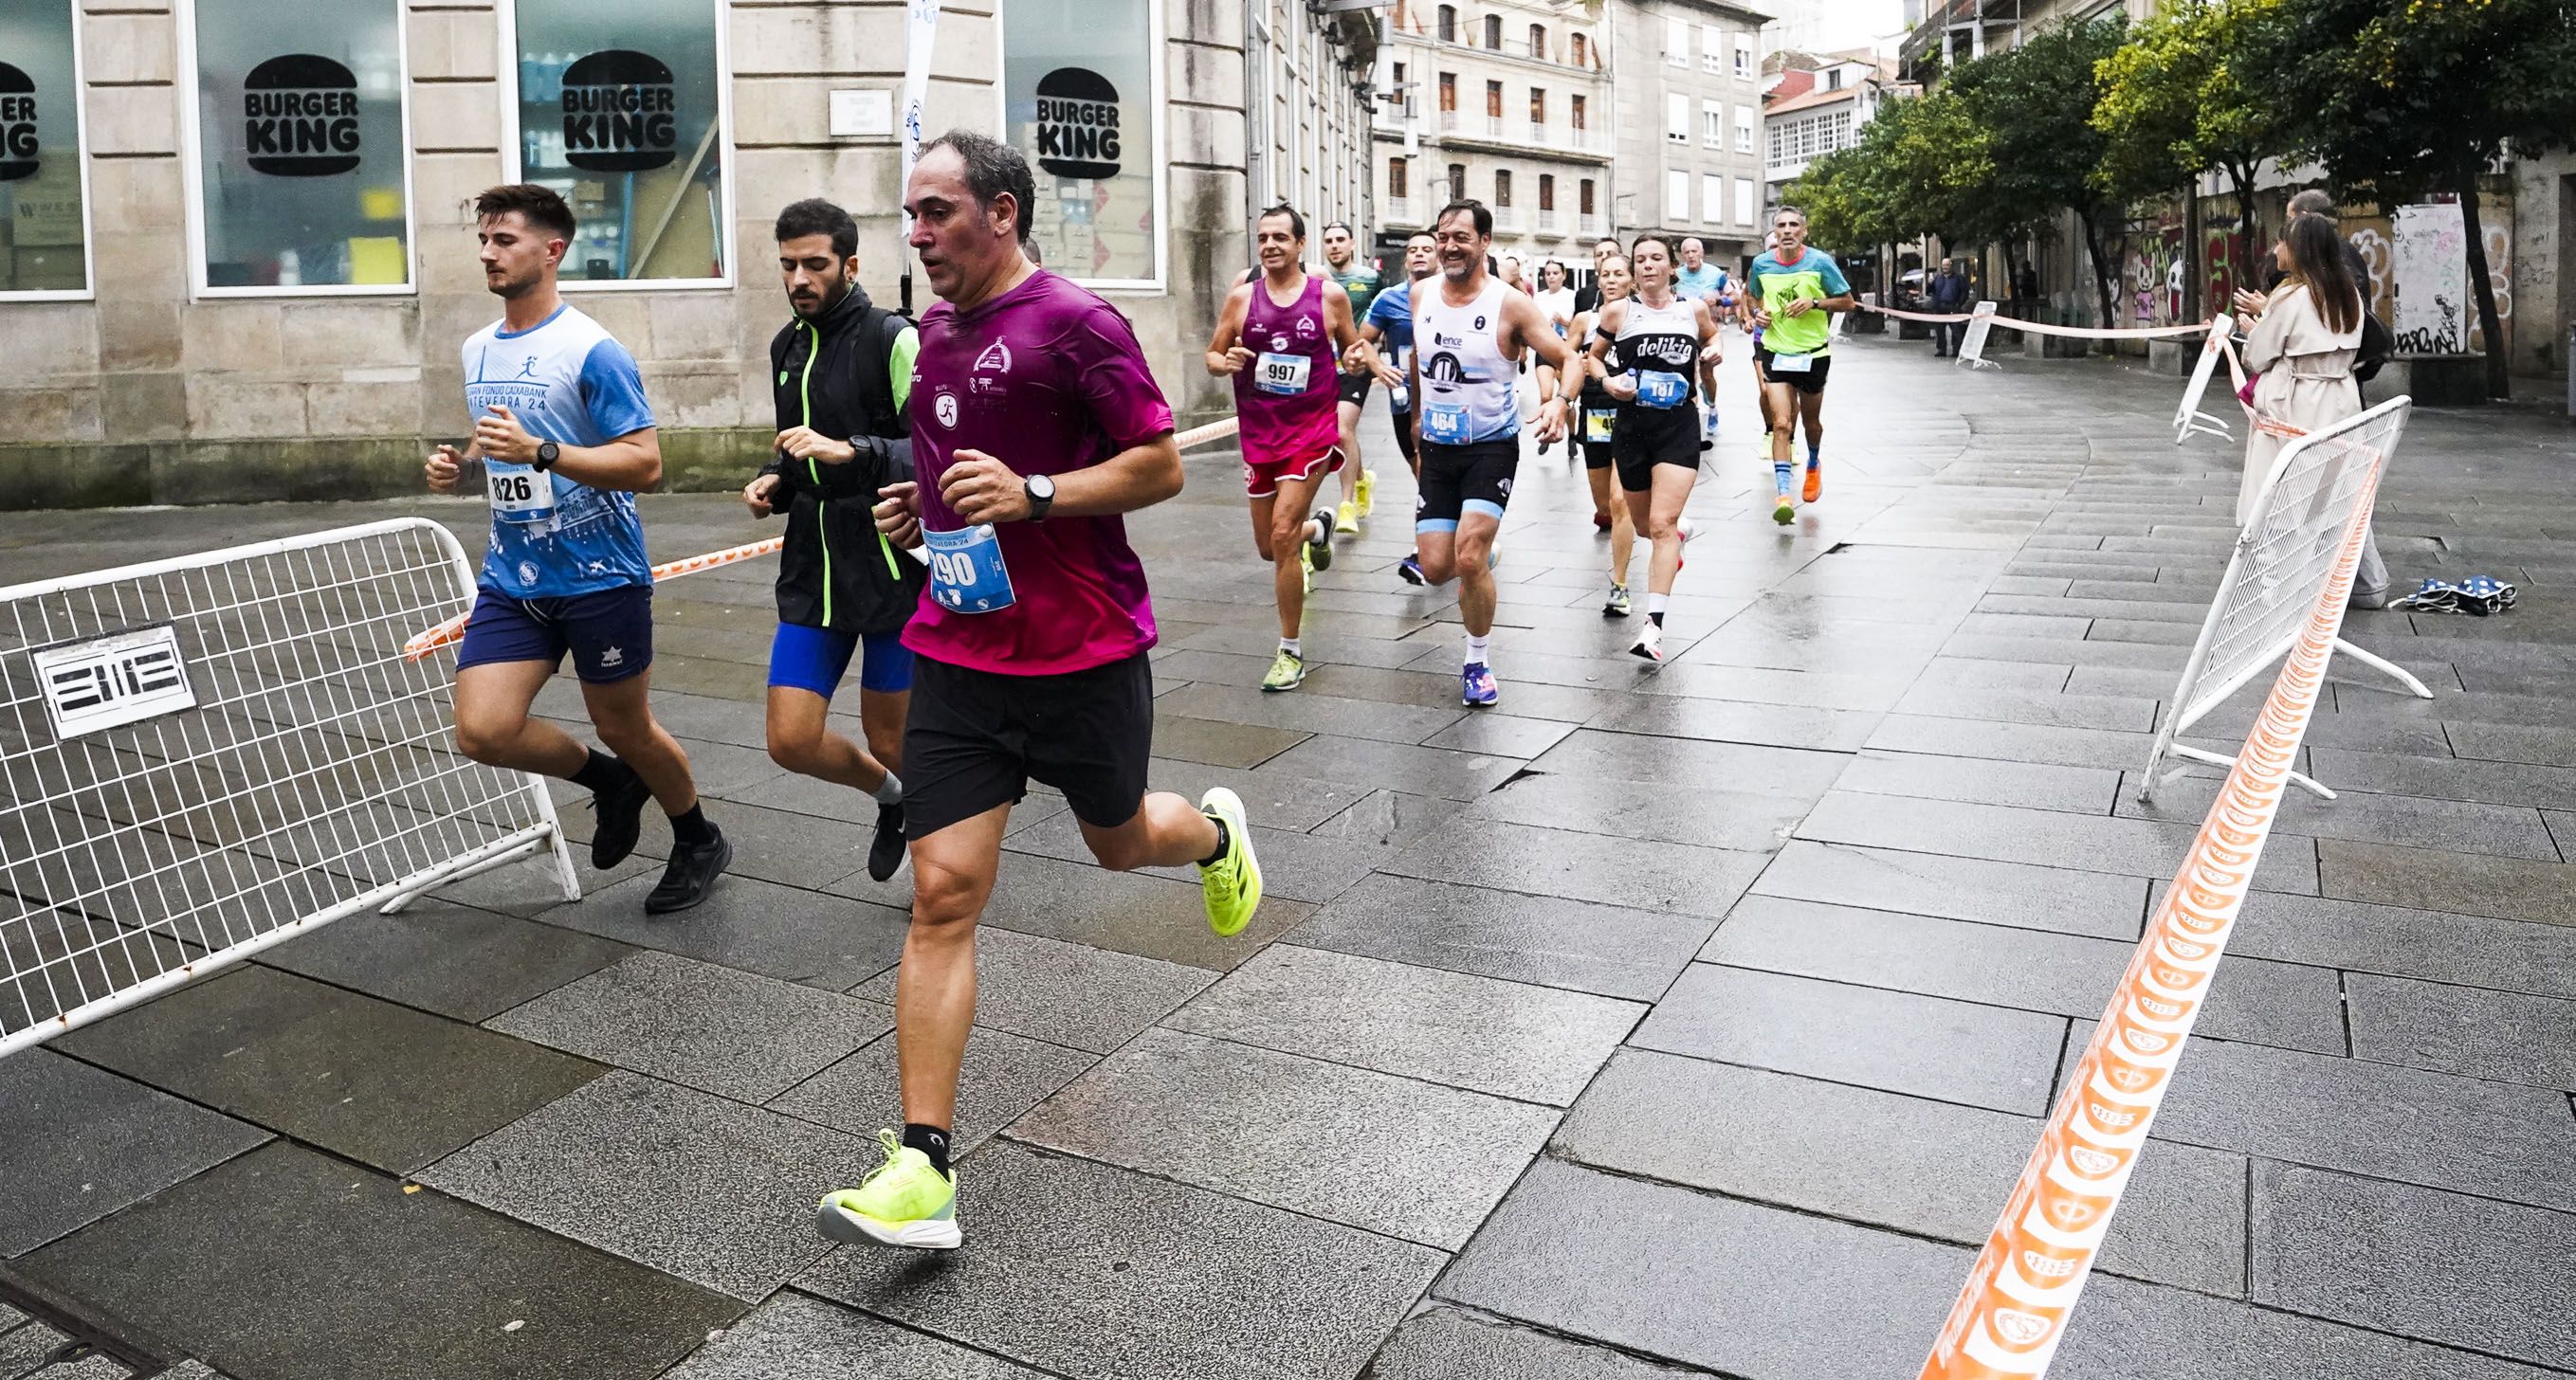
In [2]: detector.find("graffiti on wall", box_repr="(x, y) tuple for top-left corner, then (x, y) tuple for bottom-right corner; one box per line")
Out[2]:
(2393, 202), (2466, 354)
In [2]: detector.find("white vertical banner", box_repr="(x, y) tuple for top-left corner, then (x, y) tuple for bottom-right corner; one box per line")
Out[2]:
(899, 0), (942, 309)
(1957, 300), (2000, 370)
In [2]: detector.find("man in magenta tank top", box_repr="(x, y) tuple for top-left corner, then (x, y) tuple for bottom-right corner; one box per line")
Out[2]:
(815, 132), (1267, 1251)
(1205, 205), (1373, 692)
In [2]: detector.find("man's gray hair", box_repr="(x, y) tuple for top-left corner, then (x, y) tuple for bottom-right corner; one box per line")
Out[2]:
(2287, 188), (2336, 220)
(920, 129), (1036, 243)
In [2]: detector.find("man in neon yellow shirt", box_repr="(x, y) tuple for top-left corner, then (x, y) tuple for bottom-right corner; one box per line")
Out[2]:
(1745, 206), (1854, 525)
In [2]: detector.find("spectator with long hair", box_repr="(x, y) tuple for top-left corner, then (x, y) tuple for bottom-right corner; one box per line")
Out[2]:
(2237, 211), (2391, 608)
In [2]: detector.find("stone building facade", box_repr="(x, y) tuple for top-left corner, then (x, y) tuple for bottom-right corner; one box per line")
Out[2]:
(1607, 0), (1772, 270)
(0, 0), (1373, 508)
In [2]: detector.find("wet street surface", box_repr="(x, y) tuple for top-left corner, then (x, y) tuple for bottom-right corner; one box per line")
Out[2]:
(4, 336), (2574, 1378)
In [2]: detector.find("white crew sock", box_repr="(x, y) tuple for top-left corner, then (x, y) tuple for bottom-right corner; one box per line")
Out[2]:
(870, 771), (905, 806)
(1280, 637), (1302, 657)
(1465, 633), (1491, 668)
(1647, 592), (1671, 617)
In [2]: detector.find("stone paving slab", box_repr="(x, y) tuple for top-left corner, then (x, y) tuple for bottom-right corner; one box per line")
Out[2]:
(1436, 1158), (1964, 1378)
(13, 1141), (740, 1380)
(2252, 1161), (2576, 1371)
(1009, 1027), (1554, 1248)
(486, 951), (891, 1102)
(419, 1072), (877, 1301)
(254, 899), (633, 1024)
(52, 966), (602, 1175)
(1362, 1307), (1709, 1379)
(2220, 888), (2576, 998)
(796, 1140), (1447, 1380)
(1165, 945), (1642, 1105)
(768, 1024), (1093, 1153)
(1382, 817), (1768, 920)
(1288, 873), (1710, 1001)
(657, 1292), (1050, 1379)
(0, 1050), (269, 1258)
(846, 926), (1210, 1054)
(1751, 840), (2149, 941)
(1633, 964), (2065, 1115)
(2343, 971), (2576, 1090)
(535, 871), (908, 990)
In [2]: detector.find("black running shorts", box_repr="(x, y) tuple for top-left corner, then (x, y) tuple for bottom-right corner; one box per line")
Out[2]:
(1613, 405), (1701, 491)
(1337, 370), (1373, 406)
(1415, 439), (1519, 530)
(1754, 346), (1833, 394)
(903, 649), (1155, 840)
(1579, 402), (1618, 470)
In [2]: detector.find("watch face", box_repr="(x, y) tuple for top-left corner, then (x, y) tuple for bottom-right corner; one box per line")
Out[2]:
(1030, 475), (1055, 499)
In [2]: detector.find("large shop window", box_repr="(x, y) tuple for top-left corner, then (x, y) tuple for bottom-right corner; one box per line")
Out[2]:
(508, 0), (731, 285)
(184, 0), (411, 293)
(1005, 0), (1163, 288)
(0, 0), (90, 297)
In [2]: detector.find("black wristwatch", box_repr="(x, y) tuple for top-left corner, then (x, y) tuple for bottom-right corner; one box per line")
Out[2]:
(534, 440), (560, 472)
(1023, 473), (1055, 523)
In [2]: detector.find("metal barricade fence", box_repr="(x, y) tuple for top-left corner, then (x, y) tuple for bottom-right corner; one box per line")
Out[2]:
(2170, 314), (2237, 445)
(0, 518), (577, 1057)
(2139, 397), (2429, 803)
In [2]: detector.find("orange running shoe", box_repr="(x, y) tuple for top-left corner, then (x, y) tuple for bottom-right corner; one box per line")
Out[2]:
(1801, 462), (1822, 503)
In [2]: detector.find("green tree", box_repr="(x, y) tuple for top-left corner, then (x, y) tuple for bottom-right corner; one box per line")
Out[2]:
(2243, 0), (2576, 396)
(2092, 0), (2289, 274)
(1945, 15), (2129, 329)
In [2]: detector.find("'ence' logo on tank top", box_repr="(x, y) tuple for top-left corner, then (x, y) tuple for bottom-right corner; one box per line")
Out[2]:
(242, 55), (360, 176)
(560, 50), (679, 172)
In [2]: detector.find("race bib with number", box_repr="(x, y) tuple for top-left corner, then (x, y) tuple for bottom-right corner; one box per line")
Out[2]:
(923, 523), (1016, 614)
(1583, 408), (1617, 443)
(1254, 352), (1311, 396)
(1635, 370), (1690, 409)
(485, 461), (555, 525)
(1768, 351), (1815, 374)
(1420, 400), (1471, 445)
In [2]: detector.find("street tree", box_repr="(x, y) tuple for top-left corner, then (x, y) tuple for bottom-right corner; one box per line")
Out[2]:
(1945, 15), (2128, 331)
(2092, 0), (2289, 276)
(2243, 0), (2576, 396)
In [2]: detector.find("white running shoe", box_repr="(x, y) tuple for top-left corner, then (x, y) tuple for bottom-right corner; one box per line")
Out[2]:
(1630, 621), (1666, 663)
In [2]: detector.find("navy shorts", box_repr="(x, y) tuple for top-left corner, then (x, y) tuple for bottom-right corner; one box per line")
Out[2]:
(768, 622), (915, 698)
(456, 586), (653, 684)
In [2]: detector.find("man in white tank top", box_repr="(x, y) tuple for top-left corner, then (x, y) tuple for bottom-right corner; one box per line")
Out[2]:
(1400, 199), (1580, 709)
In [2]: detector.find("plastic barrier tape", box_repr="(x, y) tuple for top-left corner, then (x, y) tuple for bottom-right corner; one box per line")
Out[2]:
(1856, 302), (2212, 341)
(404, 418), (1247, 661)
(1919, 463), (2386, 1379)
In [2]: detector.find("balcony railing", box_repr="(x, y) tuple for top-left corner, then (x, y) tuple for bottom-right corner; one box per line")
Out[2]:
(1433, 111), (1608, 154)
(1578, 213), (1605, 238)
(1536, 209), (1562, 233)
(1383, 195), (1416, 224)
(1492, 208), (1525, 232)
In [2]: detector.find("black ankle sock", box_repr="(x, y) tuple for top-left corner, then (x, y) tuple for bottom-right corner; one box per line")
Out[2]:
(1650, 610), (1666, 628)
(571, 749), (635, 795)
(1198, 815), (1231, 867)
(903, 1122), (953, 1178)
(668, 803), (716, 847)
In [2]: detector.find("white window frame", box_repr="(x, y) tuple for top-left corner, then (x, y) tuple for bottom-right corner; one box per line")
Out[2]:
(1735, 34), (1756, 79)
(493, 0), (744, 293)
(1735, 175), (1755, 227)
(1700, 99), (1723, 149)
(1701, 25), (1724, 74)
(175, 0), (420, 299)
(1665, 168), (1689, 223)
(1736, 102), (1757, 153)
(1666, 91), (1689, 144)
(2, 0), (100, 301)
(1664, 16), (1689, 66)
(1701, 172), (1722, 226)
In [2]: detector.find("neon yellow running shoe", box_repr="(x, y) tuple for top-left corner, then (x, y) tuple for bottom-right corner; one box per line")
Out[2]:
(814, 1130), (960, 1250)
(1356, 467), (1377, 515)
(1335, 500), (1361, 535)
(1299, 539), (1312, 595)
(1261, 647), (1306, 692)
(1197, 787), (1263, 936)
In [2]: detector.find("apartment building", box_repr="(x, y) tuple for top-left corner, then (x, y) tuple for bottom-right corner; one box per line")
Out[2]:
(1608, 0), (1773, 270)
(1370, 0), (1614, 273)
(1762, 50), (1907, 209)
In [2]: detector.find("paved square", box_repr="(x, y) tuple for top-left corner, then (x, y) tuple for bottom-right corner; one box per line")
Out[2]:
(5, 340), (2572, 1377)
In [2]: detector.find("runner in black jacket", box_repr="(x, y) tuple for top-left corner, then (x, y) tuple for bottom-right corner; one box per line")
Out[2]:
(746, 199), (928, 881)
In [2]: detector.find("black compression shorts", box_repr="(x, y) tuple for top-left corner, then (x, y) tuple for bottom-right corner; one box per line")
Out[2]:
(903, 650), (1155, 840)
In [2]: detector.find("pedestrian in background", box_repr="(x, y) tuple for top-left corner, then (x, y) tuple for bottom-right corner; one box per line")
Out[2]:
(1930, 258), (1971, 357)
(2234, 212), (2391, 608)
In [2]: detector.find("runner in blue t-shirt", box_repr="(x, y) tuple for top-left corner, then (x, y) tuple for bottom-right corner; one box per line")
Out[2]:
(1359, 231), (1437, 478)
(423, 183), (730, 915)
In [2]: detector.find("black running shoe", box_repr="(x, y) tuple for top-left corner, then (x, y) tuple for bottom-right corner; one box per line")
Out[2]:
(591, 772), (652, 870)
(1306, 509), (1335, 572)
(646, 827), (732, 915)
(868, 803), (907, 882)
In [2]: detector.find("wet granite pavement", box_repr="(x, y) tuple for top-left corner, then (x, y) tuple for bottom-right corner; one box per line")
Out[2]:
(4, 336), (2574, 1378)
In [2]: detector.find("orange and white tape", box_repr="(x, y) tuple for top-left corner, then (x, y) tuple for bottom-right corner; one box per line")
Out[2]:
(1919, 463), (2383, 1379)
(404, 420), (1247, 662)
(1857, 302), (2212, 340)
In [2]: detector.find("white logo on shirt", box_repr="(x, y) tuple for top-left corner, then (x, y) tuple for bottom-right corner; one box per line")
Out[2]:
(1295, 315), (1318, 337)
(598, 645), (624, 667)
(935, 392), (959, 427)
(974, 341), (1013, 373)
(518, 560), (539, 586)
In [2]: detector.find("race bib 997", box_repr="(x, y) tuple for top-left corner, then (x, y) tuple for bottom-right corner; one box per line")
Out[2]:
(1254, 352), (1312, 396)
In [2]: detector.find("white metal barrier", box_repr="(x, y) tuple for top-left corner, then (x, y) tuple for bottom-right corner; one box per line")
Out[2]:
(2171, 313), (2238, 445)
(0, 518), (577, 1057)
(1957, 300), (2001, 370)
(2139, 397), (2430, 802)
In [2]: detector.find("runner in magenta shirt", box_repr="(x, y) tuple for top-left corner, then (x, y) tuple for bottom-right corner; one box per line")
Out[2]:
(818, 131), (1266, 1253)
(904, 268), (1170, 675)
(1203, 204), (1372, 693)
